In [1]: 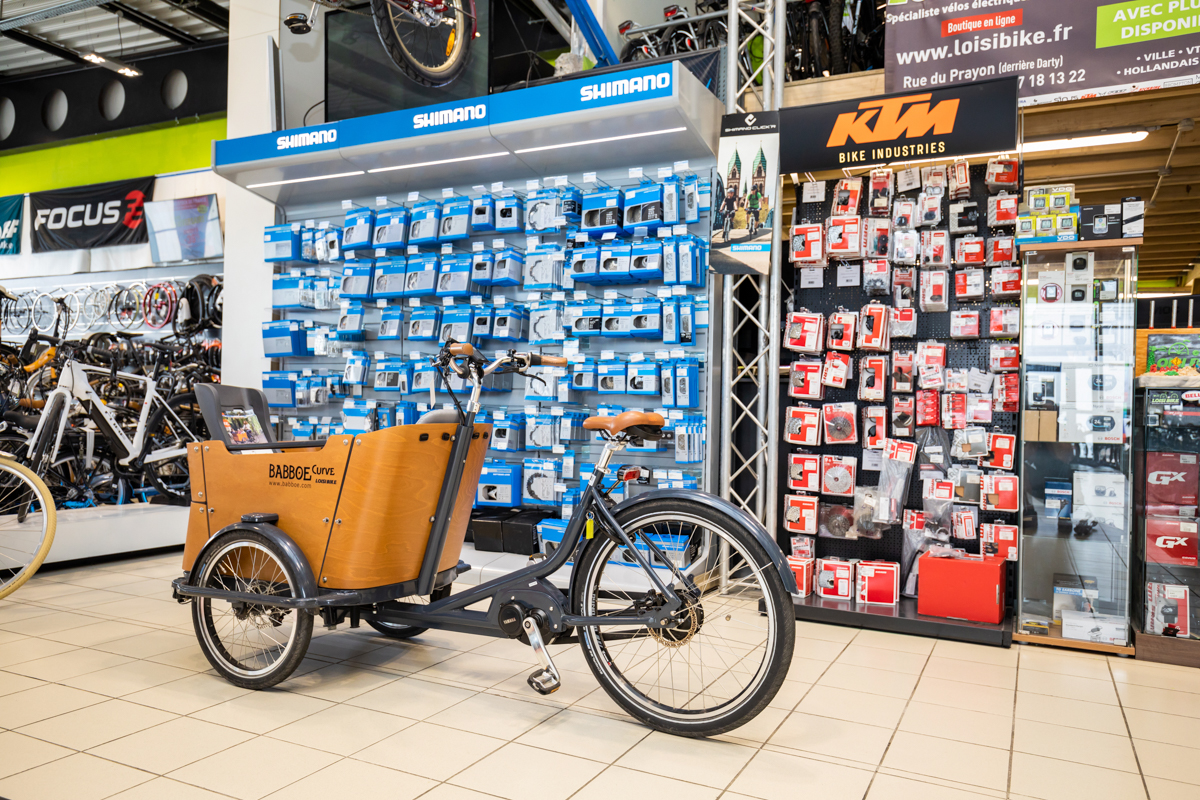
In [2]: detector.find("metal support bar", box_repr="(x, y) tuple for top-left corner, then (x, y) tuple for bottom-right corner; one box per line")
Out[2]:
(157, 0), (229, 32)
(0, 0), (110, 31)
(530, 0), (573, 46)
(100, 2), (202, 47)
(0, 28), (89, 65)
(625, 5), (762, 37)
(561, 0), (619, 67)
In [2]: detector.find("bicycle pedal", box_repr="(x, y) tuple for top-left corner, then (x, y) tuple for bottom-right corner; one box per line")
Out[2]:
(527, 668), (560, 695)
(527, 552), (546, 564)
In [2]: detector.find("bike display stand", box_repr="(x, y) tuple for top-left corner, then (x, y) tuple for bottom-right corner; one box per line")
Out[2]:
(215, 62), (726, 517)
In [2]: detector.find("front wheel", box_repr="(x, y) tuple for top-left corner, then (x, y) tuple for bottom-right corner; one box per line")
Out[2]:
(572, 497), (794, 738)
(191, 530), (313, 689)
(143, 393), (208, 505)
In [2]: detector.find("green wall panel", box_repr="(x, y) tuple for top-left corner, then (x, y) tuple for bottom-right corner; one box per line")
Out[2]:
(0, 116), (227, 196)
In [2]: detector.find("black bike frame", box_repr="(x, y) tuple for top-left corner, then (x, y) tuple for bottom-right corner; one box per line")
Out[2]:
(375, 401), (685, 636)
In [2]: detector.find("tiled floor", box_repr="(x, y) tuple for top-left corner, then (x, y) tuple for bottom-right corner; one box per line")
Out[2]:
(0, 549), (1196, 800)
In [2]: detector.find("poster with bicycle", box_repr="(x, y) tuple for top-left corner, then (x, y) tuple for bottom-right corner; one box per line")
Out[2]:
(0, 195), (21, 256)
(885, 0), (1200, 106)
(711, 111), (780, 276)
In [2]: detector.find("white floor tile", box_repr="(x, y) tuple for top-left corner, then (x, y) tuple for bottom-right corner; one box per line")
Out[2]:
(16, 698), (175, 750)
(866, 773), (1000, 800)
(1134, 738), (1200, 786)
(729, 747), (874, 800)
(516, 708), (650, 763)
(168, 736), (339, 800)
(0, 752), (153, 800)
(898, 701), (1012, 749)
(0, 731), (74, 779)
(616, 730), (756, 788)
(816, 662), (919, 700)
(88, 716), (254, 773)
(427, 690), (559, 740)
(1014, 691), (1128, 735)
(880, 732), (1009, 792)
(835, 643), (929, 675)
(1012, 718), (1139, 773)
(262, 758), (436, 800)
(451, 742), (606, 800)
(769, 711), (894, 766)
(1009, 752), (1148, 800)
(572, 765), (722, 800)
(796, 684), (908, 729)
(353, 721), (504, 781)
(267, 703), (415, 756)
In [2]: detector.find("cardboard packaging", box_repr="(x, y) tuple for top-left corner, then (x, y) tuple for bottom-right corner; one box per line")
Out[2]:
(1146, 453), (1199, 506)
(1146, 582), (1190, 636)
(1146, 518), (1199, 567)
(855, 561), (900, 605)
(1079, 204), (1123, 240)
(816, 558), (856, 600)
(1122, 196), (1144, 238)
(1061, 609), (1128, 646)
(788, 556), (814, 597)
(1044, 478), (1072, 518)
(1072, 471), (1125, 508)
(916, 554), (1007, 624)
(1059, 407), (1124, 445)
(1053, 573), (1098, 620)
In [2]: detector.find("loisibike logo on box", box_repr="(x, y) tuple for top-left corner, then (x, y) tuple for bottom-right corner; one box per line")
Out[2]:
(579, 71), (670, 101)
(825, 93), (959, 162)
(276, 128), (337, 150)
(413, 103), (487, 130)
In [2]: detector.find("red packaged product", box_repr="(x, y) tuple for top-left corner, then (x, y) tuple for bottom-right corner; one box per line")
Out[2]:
(789, 360), (823, 399)
(784, 311), (825, 353)
(856, 561), (900, 605)
(1145, 518), (1199, 567)
(1146, 452), (1199, 506)
(916, 389), (941, 426)
(822, 352), (853, 389)
(981, 523), (1019, 561)
(785, 405), (822, 446)
(918, 554), (1007, 624)
(784, 495), (819, 535)
(816, 557), (855, 600)
(788, 452), (821, 493)
(787, 556), (815, 596)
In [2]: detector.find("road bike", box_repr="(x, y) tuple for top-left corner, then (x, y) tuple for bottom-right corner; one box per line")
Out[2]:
(173, 342), (797, 737)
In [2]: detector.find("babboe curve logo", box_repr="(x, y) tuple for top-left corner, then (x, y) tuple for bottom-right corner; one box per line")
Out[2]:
(826, 93), (960, 147)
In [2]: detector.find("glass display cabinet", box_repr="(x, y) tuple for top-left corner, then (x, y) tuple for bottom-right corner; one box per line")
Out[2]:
(1016, 241), (1138, 654)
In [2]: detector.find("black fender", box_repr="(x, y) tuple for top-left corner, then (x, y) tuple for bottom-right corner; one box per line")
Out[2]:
(572, 489), (798, 598)
(186, 521), (319, 603)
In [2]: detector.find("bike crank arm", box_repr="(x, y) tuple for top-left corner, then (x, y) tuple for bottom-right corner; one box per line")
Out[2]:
(523, 616), (561, 695)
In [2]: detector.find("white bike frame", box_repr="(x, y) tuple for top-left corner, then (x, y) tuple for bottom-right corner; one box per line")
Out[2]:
(26, 359), (198, 468)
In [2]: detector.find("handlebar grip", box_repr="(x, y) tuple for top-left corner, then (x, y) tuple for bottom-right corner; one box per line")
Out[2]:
(447, 342), (477, 359)
(530, 354), (568, 367)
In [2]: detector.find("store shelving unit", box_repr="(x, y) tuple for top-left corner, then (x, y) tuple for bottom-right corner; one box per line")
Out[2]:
(1015, 239), (1140, 656)
(213, 61), (727, 514)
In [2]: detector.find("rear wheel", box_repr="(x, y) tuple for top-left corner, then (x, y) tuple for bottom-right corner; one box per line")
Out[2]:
(0, 458), (56, 600)
(573, 497), (794, 737)
(192, 531), (313, 689)
(371, 0), (475, 87)
(368, 584), (452, 639)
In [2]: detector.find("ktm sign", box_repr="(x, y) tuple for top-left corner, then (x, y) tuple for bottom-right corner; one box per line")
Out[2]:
(826, 94), (960, 147)
(777, 77), (1016, 173)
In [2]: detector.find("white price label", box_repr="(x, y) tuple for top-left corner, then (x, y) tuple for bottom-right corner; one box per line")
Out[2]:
(800, 267), (823, 288)
(442, 188), (454, 198)
(629, 167), (643, 179)
(658, 167), (672, 178)
(582, 172), (597, 183)
(375, 196), (388, 207)
(407, 191), (420, 202)
(801, 181), (826, 203)
(836, 263), (861, 287)
(673, 160), (689, 173)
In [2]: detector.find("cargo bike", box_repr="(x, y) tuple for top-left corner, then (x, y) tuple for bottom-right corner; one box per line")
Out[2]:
(173, 344), (797, 737)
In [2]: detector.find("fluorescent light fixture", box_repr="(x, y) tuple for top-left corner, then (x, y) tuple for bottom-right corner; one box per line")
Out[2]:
(1022, 131), (1148, 153)
(367, 151), (510, 174)
(514, 126), (687, 154)
(247, 170), (365, 189)
(1137, 292), (1189, 299)
(84, 52), (141, 77)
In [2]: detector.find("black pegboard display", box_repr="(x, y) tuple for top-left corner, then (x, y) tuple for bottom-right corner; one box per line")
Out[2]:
(779, 161), (1023, 603)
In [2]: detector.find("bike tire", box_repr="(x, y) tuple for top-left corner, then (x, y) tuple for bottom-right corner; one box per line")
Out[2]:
(143, 392), (208, 506)
(572, 496), (794, 738)
(192, 529), (313, 689)
(367, 584), (453, 639)
(827, 0), (846, 75)
(370, 0), (475, 88)
(0, 457), (57, 600)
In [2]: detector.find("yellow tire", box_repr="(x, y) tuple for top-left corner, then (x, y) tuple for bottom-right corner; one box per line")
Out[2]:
(0, 456), (57, 600)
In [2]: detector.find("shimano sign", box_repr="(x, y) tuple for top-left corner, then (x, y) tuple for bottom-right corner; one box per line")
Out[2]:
(579, 72), (670, 102)
(413, 103), (487, 130)
(276, 129), (337, 150)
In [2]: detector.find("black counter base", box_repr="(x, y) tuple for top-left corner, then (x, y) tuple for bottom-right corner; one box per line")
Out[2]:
(792, 593), (1013, 647)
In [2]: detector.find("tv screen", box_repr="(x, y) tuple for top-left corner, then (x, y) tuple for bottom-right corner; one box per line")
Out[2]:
(325, 3), (490, 122)
(144, 194), (223, 263)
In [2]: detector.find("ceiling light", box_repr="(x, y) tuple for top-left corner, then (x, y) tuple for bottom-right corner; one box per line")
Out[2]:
(1022, 131), (1149, 154)
(514, 127), (688, 154)
(83, 53), (105, 64)
(247, 170), (365, 189)
(83, 52), (142, 77)
(367, 151), (510, 174)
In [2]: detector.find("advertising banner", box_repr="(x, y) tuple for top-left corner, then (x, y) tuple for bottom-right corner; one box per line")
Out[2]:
(778, 78), (1018, 173)
(29, 176), (155, 253)
(711, 111), (780, 276)
(885, 0), (1200, 106)
(0, 195), (21, 256)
